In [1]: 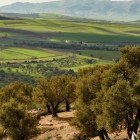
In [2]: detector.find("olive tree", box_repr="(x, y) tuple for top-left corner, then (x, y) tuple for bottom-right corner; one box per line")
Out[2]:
(0, 82), (38, 140)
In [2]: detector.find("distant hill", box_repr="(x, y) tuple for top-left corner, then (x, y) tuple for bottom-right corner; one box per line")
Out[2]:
(1, 13), (76, 20)
(0, 0), (140, 21)
(0, 15), (14, 20)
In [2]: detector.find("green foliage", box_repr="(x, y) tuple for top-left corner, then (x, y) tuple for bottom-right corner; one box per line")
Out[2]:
(0, 99), (38, 140)
(78, 65), (110, 77)
(74, 47), (140, 138)
(0, 125), (5, 139)
(95, 80), (135, 131)
(0, 82), (33, 107)
(0, 82), (38, 140)
(0, 70), (35, 88)
(121, 47), (140, 69)
(74, 72), (104, 136)
(33, 75), (76, 117)
(74, 104), (97, 136)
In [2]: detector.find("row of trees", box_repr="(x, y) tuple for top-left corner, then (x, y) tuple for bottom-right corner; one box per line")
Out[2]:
(0, 46), (139, 140)
(13, 40), (119, 51)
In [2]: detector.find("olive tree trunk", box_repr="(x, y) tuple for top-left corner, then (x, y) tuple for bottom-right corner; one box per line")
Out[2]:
(98, 128), (110, 140)
(50, 101), (59, 117)
(127, 108), (140, 139)
(66, 100), (70, 112)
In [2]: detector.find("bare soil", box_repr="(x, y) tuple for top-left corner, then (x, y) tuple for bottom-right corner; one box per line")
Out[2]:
(31, 111), (131, 140)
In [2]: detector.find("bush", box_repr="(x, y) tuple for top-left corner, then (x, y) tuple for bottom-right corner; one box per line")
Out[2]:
(0, 99), (38, 140)
(0, 125), (5, 139)
(73, 104), (98, 137)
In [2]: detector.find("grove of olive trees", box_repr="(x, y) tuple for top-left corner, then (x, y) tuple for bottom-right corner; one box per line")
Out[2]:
(0, 47), (139, 140)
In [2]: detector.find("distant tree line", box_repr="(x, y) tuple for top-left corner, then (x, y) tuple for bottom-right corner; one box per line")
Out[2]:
(0, 16), (14, 20)
(13, 41), (122, 51)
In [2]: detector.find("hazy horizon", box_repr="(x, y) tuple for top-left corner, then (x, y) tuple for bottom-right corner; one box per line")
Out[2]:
(0, 0), (133, 6)
(0, 0), (60, 6)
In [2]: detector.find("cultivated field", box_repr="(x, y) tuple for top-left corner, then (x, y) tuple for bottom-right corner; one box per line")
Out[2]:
(0, 15), (139, 66)
(0, 14), (139, 86)
(78, 50), (119, 60)
(0, 47), (57, 60)
(0, 17), (140, 44)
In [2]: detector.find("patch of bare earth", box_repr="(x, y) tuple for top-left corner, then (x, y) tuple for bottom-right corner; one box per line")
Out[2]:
(31, 111), (79, 140)
(31, 111), (130, 140)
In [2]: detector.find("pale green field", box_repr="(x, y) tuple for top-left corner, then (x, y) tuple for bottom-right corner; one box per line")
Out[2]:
(0, 47), (59, 60)
(0, 47), (112, 72)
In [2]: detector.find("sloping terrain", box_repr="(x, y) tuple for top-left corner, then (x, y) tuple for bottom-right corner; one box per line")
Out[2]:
(0, 18), (139, 44)
(0, 15), (14, 20)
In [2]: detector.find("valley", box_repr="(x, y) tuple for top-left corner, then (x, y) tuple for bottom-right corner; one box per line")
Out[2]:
(0, 15), (139, 87)
(0, 11), (140, 140)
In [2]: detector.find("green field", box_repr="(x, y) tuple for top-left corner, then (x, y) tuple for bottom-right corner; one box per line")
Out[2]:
(0, 47), (112, 72)
(0, 15), (139, 86)
(78, 50), (120, 60)
(0, 17), (140, 44)
(0, 47), (61, 60)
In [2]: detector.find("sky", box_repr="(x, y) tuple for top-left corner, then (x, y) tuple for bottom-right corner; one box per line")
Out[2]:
(0, 0), (133, 6)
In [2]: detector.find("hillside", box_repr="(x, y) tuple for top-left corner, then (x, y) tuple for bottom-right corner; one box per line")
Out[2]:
(31, 111), (129, 140)
(0, 15), (14, 20)
(0, 0), (140, 21)
(0, 18), (139, 45)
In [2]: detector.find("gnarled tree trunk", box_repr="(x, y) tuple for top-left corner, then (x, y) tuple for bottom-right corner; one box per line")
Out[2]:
(127, 108), (140, 139)
(66, 100), (70, 112)
(47, 105), (51, 114)
(98, 128), (110, 140)
(50, 101), (59, 117)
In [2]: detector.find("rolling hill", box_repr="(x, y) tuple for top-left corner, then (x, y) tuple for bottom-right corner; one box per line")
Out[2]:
(0, 0), (139, 21)
(0, 15), (14, 20)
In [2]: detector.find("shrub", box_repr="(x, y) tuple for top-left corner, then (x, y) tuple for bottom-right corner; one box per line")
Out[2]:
(0, 99), (38, 140)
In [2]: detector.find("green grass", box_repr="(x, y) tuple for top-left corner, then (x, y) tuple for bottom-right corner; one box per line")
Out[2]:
(0, 18), (139, 43)
(0, 47), (61, 60)
(62, 59), (113, 71)
(0, 47), (113, 74)
(78, 50), (120, 60)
